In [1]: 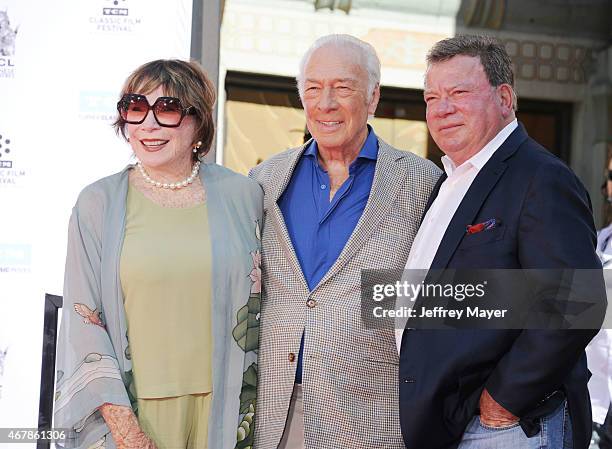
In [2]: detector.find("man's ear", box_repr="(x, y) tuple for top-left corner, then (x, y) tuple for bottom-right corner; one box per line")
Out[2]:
(368, 83), (381, 116)
(498, 84), (515, 118)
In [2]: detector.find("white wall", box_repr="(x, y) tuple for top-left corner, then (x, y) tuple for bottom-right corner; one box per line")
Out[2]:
(0, 1), (192, 445)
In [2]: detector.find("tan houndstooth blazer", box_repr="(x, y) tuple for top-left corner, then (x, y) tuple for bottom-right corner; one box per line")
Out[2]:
(249, 136), (442, 449)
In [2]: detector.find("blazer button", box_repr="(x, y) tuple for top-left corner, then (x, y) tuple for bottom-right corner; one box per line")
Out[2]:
(288, 352), (296, 362)
(306, 299), (317, 308)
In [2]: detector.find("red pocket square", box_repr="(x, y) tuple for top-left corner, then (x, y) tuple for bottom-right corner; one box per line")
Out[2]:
(466, 218), (501, 235)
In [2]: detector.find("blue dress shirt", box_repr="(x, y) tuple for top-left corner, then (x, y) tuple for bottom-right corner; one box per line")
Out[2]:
(278, 128), (378, 383)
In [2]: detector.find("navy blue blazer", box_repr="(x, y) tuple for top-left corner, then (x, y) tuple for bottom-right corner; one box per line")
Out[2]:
(399, 123), (605, 449)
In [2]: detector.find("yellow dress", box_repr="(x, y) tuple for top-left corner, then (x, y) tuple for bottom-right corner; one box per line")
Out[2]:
(120, 185), (212, 449)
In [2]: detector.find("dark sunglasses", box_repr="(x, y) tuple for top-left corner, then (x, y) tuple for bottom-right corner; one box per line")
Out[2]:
(117, 93), (196, 127)
(608, 170), (612, 181)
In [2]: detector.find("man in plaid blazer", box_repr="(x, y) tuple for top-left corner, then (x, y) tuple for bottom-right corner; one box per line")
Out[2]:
(249, 34), (441, 448)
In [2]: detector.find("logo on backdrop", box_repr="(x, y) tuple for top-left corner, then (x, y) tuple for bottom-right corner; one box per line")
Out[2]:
(0, 10), (17, 78)
(103, 0), (128, 16)
(79, 90), (117, 122)
(90, 0), (142, 33)
(0, 132), (25, 186)
(0, 244), (31, 274)
(0, 133), (12, 169)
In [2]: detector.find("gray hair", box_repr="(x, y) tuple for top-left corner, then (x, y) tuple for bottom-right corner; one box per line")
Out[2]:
(296, 34), (381, 101)
(426, 34), (517, 110)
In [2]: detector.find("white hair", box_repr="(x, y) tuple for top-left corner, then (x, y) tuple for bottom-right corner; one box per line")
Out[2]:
(296, 34), (381, 101)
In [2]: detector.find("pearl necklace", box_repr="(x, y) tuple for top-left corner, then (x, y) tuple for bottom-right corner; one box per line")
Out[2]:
(136, 160), (201, 189)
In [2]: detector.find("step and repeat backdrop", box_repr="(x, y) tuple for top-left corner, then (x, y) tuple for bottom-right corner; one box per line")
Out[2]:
(0, 0), (193, 442)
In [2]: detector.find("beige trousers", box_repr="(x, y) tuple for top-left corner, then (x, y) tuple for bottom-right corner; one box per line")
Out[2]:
(137, 393), (212, 449)
(278, 384), (305, 449)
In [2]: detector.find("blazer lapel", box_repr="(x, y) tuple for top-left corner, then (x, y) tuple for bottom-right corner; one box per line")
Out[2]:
(421, 173), (447, 224)
(429, 123), (529, 269)
(266, 143), (310, 291)
(267, 142), (310, 206)
(312, 139), (409, 292)
(428, 162), (508, 270)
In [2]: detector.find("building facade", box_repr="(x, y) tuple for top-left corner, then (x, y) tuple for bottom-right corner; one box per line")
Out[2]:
(216, 0), (612, 224)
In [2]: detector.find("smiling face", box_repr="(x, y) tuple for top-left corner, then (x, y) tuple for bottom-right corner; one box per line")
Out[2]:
(302, 45), (379, 155)
(126, 85), (197, 178)
(424, 55), (514, 166)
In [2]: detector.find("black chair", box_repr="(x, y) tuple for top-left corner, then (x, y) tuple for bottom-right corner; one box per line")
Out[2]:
(38, 293), (62, 449)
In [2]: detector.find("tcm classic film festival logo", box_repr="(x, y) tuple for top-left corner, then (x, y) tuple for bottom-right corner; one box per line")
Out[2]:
(90, 0), (142, 33)
(0, 10), (17, 78)
(0, 132), (25, 185)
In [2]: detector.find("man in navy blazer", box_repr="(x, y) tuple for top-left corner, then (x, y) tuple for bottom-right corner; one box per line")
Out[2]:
(398, 35), (605, 449)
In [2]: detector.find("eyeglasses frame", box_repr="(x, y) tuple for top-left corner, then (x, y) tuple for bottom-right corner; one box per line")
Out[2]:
(117, 93), (196, 128)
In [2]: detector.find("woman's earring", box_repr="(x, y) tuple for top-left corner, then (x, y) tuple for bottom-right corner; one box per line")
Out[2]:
(193, 141), (202, 153)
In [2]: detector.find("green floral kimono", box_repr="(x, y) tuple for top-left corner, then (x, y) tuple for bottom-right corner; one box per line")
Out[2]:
(54, 163), (262, 449)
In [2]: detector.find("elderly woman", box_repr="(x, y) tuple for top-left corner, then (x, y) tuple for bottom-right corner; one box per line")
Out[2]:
(54, 60), (261, 449)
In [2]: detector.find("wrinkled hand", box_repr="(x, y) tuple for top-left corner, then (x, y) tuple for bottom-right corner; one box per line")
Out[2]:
(479, 388), (519, 428)
(99, 403), (158, 449)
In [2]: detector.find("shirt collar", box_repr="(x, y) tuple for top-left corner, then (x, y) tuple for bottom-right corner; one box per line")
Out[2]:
(441, 119), (518, 176)
(304, 125), (379, 162)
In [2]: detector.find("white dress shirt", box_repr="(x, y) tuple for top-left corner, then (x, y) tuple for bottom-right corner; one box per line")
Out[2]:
(586, 328), (612, 424)
(396, 119), (518, 352)
(586, 223), (612, 424)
